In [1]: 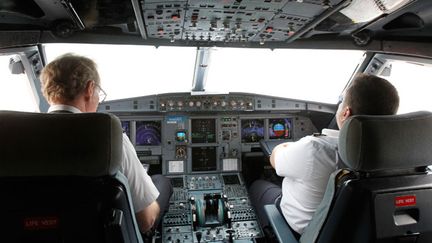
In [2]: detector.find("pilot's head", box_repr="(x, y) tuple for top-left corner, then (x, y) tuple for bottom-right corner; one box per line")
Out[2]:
(40, 53), (104, 112)
(336, 74), (399, 129)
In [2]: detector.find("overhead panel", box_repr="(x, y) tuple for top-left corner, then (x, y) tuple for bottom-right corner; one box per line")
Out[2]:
(182, 7), (274, 42)
(140, 0), (345, 43)
(142, 1), (187, 41)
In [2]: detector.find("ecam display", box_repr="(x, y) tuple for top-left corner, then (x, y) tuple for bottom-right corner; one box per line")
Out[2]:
(192, 146), (217, 171)
(191, 119), (216, 143)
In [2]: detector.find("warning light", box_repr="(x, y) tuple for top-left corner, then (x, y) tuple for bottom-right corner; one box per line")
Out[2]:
(171, 14), (180, 20)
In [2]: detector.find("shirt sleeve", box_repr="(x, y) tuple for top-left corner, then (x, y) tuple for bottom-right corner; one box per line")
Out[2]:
(274, 136), (317, 179)
(121, 134), (160, 212)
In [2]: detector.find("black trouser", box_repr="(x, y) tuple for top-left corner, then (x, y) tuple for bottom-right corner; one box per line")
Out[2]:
(150, 174), (173, 227)
(249, 179), (301, 240)
(249, 179), (282, 228)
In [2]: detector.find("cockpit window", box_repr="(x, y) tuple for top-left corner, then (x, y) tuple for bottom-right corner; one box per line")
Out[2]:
(0, 55), (38, 112)
(44, 44), (196, 101)
(206, 48), (364, 104)
(44, 44), (364, 104)
(377, 60), (432, 114)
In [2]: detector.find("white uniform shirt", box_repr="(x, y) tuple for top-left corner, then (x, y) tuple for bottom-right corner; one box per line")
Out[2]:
(274, 129), (339, 234)
(48, 105), (159, 212)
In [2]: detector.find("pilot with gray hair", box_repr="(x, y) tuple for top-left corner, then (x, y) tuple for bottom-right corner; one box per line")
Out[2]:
(40, 53), (173, 233)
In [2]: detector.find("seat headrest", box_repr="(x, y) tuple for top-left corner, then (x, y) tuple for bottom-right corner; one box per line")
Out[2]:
(339, 111), (432, 172)
(0, 111), (123, 177)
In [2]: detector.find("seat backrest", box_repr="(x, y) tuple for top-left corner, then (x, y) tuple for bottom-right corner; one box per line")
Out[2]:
(302, 111), (432, 243)
(0, 111), (142, 243)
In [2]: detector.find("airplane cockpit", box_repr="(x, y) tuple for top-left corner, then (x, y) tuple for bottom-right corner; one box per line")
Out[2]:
(97, 91), (328, 242)
(2, 0), (432, 243)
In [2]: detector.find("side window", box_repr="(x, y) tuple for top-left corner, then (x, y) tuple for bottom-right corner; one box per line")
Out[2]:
(378, 60), (432, 114)
(0, 55), (38, 112)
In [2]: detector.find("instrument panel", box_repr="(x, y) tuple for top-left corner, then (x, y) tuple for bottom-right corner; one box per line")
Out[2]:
(115, 114), (316, 175)
(100, 93), (333, 243)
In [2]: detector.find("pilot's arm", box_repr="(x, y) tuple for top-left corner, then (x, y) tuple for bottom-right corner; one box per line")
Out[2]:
(270, 142), (290, 169)
(270, 139), (316, 178)
(121, 134), (161, 233)
(136, 201), (160, 232)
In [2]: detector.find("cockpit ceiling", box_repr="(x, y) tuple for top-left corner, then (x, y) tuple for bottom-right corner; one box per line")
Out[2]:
(1, 0), (432, 48)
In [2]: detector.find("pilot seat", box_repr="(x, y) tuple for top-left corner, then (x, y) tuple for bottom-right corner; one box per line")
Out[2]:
(0, 111), (143, 243)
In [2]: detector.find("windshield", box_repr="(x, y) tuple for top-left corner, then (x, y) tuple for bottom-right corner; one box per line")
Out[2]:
(0, 55), (38, 112)
(377, 58), (432, 114)
(44, 44), (364, 104)
(206, 48), (363, 104)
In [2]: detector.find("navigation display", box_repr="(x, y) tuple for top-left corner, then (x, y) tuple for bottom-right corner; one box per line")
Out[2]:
(269, 118), (292, 139)
(121, 121), (131, 138)
(191, 119), (216, 143)
(241, 119), (264, 143)
(136, 120), (161, 146)
(192, 146), (217, 171)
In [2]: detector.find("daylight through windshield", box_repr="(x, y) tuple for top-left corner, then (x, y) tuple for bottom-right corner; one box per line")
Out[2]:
(44, 44), (364, 104)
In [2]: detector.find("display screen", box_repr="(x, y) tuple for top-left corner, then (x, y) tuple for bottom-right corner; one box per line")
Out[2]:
(269, 118), (292, 139)
(176, 130), (187, 142)
(136, 120), (161, 146)
(223, 175), (240, 185)
(191, 119), (216, 143)
(121, 121), (131, 138)
(192, 146), (217, 171)
(241, 119), (264, 143)
(171, 177), (184, 188)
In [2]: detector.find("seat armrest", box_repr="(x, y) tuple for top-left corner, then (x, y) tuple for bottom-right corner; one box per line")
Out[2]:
(264, 204), (299, 243)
